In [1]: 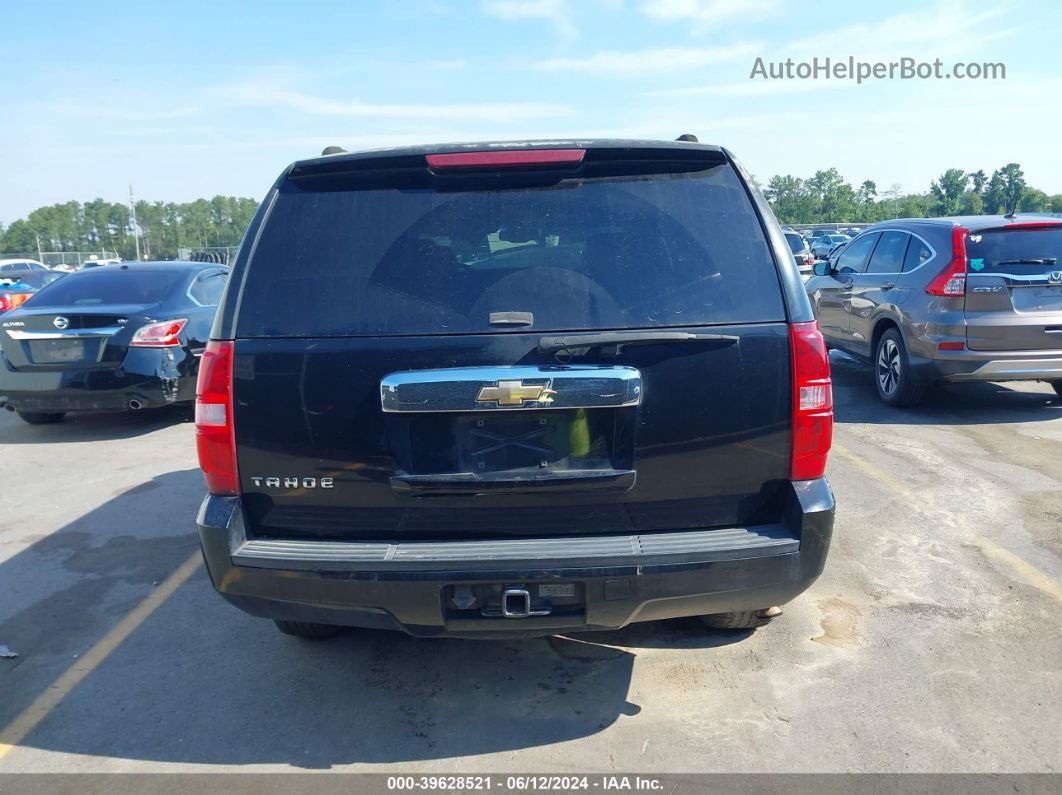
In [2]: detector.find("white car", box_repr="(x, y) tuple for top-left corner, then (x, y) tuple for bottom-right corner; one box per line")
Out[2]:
(0, 258), (50, 273)
(78, 257), (123, 270)
(810, 234), (849, 260)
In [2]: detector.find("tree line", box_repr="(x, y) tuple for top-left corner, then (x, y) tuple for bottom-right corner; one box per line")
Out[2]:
(0, 196), (259, 260)
(1, 162), (1059, 259)
(762, 162), (1061, 225)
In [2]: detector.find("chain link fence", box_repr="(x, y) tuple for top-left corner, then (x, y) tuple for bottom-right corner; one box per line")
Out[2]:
(178, 246), (240, 265)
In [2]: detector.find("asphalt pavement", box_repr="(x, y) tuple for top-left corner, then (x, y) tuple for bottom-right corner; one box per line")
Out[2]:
(1, 353), (1060, 773)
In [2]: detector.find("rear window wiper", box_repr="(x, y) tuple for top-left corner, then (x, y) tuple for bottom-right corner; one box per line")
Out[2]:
(538, 330), (739, 354)
(996, 258), (1058, 266)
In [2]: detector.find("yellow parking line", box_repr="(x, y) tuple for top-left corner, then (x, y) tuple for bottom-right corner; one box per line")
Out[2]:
(831, 441), (1062, 606)
(0, 551), (202, 762)
(976, 538), (1062, 604)
(831, 440), (911, 497)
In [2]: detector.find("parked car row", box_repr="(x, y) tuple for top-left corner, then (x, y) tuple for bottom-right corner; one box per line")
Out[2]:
(0, 256), (124, 274)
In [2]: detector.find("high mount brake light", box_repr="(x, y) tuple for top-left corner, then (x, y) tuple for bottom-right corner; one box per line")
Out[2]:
(925, 226), (969, 297)
(994, 221), (1062, 230)
(426, 149), (586, 169)
(789, 321), (833, 480)
(195, 340), (239, 495)
(131, 318), (188, 347)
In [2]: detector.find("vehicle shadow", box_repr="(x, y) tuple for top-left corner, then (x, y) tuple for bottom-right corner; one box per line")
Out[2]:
(0, 404), (191, 445)
(830, 351), (1062, 426)
(0, 468), (750, 768)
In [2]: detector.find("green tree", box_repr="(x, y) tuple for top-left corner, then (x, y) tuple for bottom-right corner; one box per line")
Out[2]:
(1018, 187), (1048, 212)
(930, 169), (968, 215)
(997, 163), (1027, 214)
(959, 191), (984, 215)
(984, 170), (1005, 214)
(969, 169), (987, 193)
(806, 168), (856, 221)
(764, 175), (816, 224)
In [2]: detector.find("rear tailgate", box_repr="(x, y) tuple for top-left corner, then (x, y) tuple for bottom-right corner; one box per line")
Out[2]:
(964, 225), (1062, 351)
(231, 146), (793, 542)
(0, 305), (155, 369)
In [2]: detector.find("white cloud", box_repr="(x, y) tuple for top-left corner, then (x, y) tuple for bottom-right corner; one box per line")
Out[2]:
(651, 1), (1019, 99)
(539, 43), (761, 75)
(785, 0), (1017, 61)
(652, 78), (858, 98)
(481, 0), (577, 38)
(50, 105), (199, 121)
(640, 0), (779, 30)
(220, 81), (576, 123)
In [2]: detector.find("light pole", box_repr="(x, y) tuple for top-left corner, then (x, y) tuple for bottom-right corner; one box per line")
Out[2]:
(129, 184), (141, 261)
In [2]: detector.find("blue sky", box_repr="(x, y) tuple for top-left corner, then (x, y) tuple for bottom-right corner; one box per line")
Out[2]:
(2, 0), (1060, 223)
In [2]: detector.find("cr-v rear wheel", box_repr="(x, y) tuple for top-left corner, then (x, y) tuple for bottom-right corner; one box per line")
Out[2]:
(273, 620), (342, 639)
(874, 329), (926, 407)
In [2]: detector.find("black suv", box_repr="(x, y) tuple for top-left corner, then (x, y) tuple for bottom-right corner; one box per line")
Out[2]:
(194, 139), (835, 639)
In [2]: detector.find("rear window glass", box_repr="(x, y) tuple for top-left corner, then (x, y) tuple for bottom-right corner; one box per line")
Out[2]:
(238, 161), (785, 337)
(835, 233), (879, 274)
(966, 227), (1062, 275)
(902, 238), (932, 272)
(866, 231), (908, 273)
(0, 271), (63, 289)
(23, 269), (181, 307)
(784, 232), (804, 253)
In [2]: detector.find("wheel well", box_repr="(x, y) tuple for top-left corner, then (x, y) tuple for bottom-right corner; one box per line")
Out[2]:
(871, 319), (900, 353)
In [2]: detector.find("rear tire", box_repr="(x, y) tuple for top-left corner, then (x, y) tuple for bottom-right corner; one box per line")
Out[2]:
(1050, 380), (1062, 399)
(273, 619), (342, 639)
(874, 329), (926, 407)
(701, 607), (782, 630)
(16, 411), (66, 425)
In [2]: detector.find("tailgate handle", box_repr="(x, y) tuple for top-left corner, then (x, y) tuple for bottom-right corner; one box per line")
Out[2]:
(390, 469), (636, 496)
(489, 311), (534, 327)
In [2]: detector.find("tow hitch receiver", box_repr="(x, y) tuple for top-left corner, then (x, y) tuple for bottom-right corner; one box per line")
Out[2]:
(499, 586), (552, 618)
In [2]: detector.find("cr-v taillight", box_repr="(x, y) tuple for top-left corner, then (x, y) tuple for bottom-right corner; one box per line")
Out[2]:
(790, 321), (833, 480)
(195, 340), (239, 495)
(925, 226), (969, 296)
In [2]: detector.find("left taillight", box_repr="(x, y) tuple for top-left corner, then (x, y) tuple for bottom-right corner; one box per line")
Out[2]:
(790, 321), (833, 481)
(131, 318), (188, 347)
(925, 226), (969, 297)
(195, 340), (239, 495)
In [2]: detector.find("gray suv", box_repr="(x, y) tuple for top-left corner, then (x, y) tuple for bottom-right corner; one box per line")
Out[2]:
(805, 215), (1062, 406)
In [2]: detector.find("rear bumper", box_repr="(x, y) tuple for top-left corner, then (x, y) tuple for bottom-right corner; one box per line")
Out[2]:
(195, 478), (835, 638)
(0, 348), (195, 413)
(910, 348), (1062, 383)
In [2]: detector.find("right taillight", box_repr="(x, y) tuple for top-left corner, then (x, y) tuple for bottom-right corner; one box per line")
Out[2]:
(790, 321), (833, 481)
(195, 340), (239, 495)
(925, 226), (969, 296)
(0, 292), (32, 311)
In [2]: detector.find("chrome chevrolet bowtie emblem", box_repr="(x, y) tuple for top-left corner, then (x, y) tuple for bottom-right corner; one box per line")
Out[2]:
(475, 380), (557, 407)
